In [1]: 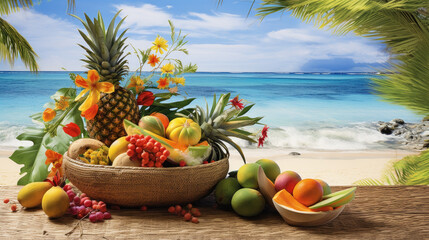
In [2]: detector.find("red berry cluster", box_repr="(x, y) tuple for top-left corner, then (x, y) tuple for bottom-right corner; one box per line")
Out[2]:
(64, 184), (111, 223)
(126, 135), (170, 168)
(167, 203), (201, 223)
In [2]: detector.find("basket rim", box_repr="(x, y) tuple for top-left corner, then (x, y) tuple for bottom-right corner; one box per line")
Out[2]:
(63, 152), (229, 171)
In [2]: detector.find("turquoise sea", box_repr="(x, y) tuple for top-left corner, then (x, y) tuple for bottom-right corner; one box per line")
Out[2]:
(0, 71), (422, 150)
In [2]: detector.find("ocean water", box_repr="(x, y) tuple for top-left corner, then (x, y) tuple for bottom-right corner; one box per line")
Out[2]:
(0, 71), (422, 150)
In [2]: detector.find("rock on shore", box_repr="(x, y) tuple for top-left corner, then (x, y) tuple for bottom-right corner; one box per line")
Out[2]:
(378, 118), (429, 150)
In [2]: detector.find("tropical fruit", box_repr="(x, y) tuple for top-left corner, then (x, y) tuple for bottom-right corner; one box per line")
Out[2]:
(139, 116), (166, 137)
(17, 182), (53, 208)
(108, 137), (129, 161)
(166, 118), (201, 146)
(150, 112), (169, 129)
(215, 178), (242, 206)
(237, 163), (260, 189)
(293, 179), (323, 206)
(80, 145), (110, 165)
(309, 187), (356, 209)
(255, 159), (280, 183)
(274, 171), (302, 194)
(315, 179), (331, 196)
(273, 189), (313, 212)
(112, 152), (141, 167)
(42, 186), (70, 218)
(231, 188), (265, 217)
(124, 120), (211, 165)
(67, 138), (104, 159)
(74, 11), (139, 146)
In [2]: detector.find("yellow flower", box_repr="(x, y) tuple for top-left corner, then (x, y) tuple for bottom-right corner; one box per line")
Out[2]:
(75, 70), (115, 112)
(151, 36), (168, 54)
(55, 96), (70, 110)
(161, 63), (175, 75)
(127, 76), (145, 94)
(172, 77), (185, 86)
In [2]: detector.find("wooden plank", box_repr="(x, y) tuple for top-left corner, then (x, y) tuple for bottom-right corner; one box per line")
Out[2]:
(0, 186), (428, 239)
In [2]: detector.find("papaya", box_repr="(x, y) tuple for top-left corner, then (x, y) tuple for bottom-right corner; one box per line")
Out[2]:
(124, 120), (211, 166)
(273, 189), (314, 212)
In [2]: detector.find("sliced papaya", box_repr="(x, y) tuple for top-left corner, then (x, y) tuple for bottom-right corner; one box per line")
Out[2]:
(273, 189), (314, 212)
(309, 187), (356, 209)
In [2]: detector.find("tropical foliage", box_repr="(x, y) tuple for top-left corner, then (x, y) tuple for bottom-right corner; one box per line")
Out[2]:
(355, 150), (429, 185)
(0, 0), (75, 72)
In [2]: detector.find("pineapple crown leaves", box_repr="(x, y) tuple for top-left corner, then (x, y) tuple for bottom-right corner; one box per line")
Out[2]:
(180, 93), (264, 163)
(71, 10), (130, 84)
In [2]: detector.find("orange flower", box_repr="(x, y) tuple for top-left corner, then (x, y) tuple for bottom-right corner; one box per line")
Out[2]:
(55, 96), (70, 110)
(81, 104), (98, 121)
(43, 108), (56, 122)
(45, 149), (64, 178)
(147, 54), (160, 67)
(75, 70), (114, 113)
(157, 77), (169, 89)
(127, 76), (145, 94)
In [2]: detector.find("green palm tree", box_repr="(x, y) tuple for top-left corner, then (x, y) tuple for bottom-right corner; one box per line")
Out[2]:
(256, 0), (429, 185)
(0, 0), (75, 72)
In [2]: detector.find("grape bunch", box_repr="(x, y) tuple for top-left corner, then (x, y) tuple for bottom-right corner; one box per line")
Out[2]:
(63, 184), (111, 223)
(125, 135), (170, 168)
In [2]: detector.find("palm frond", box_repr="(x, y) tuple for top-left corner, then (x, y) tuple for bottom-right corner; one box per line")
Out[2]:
(355, 151), (429, 185)
(0, 0), (32, 15)
(0, 0), (75, 14)
(0, 17), (38, 72)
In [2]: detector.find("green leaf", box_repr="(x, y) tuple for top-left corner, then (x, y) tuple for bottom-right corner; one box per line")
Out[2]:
(238, 104), (254, 117)
(9, 88), (84, 185)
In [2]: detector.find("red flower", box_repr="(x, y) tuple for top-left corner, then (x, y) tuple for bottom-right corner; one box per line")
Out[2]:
(81, 104), (98, 120)
(230, 96), (244, 110)
(261, 125), (269, 139)
(157, 77), (169, 89)
(137, 91), (155, 106)
(63, 122), (81, 137)
(258, 136), (265, 148)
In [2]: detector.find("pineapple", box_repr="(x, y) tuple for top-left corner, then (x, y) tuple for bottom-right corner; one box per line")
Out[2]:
(73, 11), (139, 146)
(182, 93), (263, 163)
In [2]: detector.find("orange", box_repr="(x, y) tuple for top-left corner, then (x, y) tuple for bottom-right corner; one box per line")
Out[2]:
(292, 179), (323, 207)
(150, 112), (169, 129)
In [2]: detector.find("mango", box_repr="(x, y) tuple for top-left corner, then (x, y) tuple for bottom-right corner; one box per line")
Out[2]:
(315, 179), (332, 196)
(215, 178), (242, 206)
(274, 171), (301, 194)
(17, 182), (53, 208)
(255, 159), (280, 183)
(231, 188), (265, 217)
(42, 186), (70, 218)
(237, 163), (260, 189)
(108, 137), (129, 162)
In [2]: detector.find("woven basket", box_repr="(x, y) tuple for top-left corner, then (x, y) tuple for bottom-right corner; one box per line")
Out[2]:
(63, 153), (229, 207)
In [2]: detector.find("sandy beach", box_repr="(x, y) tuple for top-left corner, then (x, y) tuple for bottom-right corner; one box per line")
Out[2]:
(1, 148), (417, 186)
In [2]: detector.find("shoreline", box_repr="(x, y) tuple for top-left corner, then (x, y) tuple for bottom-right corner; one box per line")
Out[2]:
(1, 148), (418, 186)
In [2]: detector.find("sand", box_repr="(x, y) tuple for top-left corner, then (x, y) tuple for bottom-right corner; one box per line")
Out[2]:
(0, 148), (417, 186)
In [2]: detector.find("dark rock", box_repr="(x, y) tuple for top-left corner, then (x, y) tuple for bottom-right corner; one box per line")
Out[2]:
(392, 118), (405, 125)
(379, 124), (393, 135)
(289, 152), (301, 156)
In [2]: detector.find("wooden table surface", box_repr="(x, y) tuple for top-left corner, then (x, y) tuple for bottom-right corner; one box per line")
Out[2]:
(0, 186), (428, 239)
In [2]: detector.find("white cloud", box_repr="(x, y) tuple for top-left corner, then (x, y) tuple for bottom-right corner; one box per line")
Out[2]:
(267, 28), (327, 43)
(115, 3), (248, 34)
(1, 10), (83, 71)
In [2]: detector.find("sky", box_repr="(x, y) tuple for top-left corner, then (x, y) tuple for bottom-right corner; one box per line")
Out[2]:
(0, 0), (389, 72)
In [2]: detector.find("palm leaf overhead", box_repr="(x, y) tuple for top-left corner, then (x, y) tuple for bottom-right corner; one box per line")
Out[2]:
(0, 0), (76, 72)
(257, 0), (429, 116)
